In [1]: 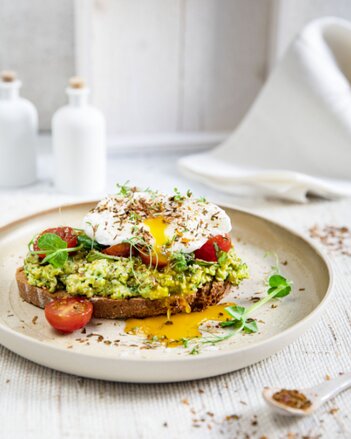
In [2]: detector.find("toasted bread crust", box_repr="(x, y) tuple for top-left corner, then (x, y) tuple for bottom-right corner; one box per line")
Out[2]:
(16, 267), (231, 319)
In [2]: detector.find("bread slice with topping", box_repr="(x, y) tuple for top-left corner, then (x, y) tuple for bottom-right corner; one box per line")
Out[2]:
(16, 267), (231, 319)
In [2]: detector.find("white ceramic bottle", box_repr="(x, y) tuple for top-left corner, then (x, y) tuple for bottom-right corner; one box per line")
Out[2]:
(52, 77), (106, 196)
(0, 71), (37, 187)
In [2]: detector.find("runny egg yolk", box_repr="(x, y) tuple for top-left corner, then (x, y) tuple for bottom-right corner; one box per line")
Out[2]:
(143, 217), (169, 254)
(124, 303), (231, 347)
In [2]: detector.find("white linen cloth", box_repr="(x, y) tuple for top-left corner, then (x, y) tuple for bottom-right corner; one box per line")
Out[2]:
(179, 17), (351, 202)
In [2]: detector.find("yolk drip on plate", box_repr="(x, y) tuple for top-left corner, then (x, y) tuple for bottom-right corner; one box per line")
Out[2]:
(124, 303), (231, 347)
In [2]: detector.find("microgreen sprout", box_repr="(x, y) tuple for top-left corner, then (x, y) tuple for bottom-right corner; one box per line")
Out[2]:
(189, 345), (200, 355)
(184, 271), (292, 354)
(29, 233), (83, 268)
(172, 187), (184, 202)
(116, 181), (131, 196)
(264, 251), (281, 275)
(129, 212), (142, 222)
(181, 338), (189, 348)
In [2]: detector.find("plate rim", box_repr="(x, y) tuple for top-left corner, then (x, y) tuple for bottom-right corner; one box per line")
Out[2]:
(0, 201), (333, 364)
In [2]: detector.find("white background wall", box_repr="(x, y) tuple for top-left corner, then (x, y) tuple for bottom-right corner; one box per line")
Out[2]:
(2, 0), (351, 146)
(0, 0), (74, 130)
(80, 0), (272, 140)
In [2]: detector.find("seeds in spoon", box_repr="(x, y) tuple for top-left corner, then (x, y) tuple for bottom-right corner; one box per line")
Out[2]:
(272, 389), (312, 410)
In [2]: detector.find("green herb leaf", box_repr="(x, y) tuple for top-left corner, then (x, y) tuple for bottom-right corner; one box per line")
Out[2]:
(217, 251), (228, 265)
(267, 274), (292, 298)
(36, 233), (68, 268)
(269, 274), (287, 287)
(37, 233), (67, 252)
(194, 259), (216, 267)
(86, 250), (121, 263)
(116, 181), (131, 196)
(30, 232), (83, 268)
(268, 285), (291, 298)
(224, 305), (245, 320)
(170, 252), (193, 272)
(220, 306), (258, 334)
(42, 250), (68, 268)
(220, 319), (243, 328)
(243, 319), (258, 334)
(181, 338), (189, 348)
(203, 273), (292, 350)
(129, 212), (142, 222)
(172, 187), (184, 202)
(77, 234), (103, 251)
(213, 242), (220, 258)
(189, 345), (200, 355)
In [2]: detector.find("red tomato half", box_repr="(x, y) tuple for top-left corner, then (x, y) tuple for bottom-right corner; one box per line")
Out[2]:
(102, 243), (133, 257)
(138, 248), (169, 268)
(34, 227), (78, 258)
(45, 298), (93, 333)
(194, 234), (232, 262)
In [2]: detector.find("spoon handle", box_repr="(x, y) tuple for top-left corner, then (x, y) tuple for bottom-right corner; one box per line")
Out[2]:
(313, 372), (351, 403)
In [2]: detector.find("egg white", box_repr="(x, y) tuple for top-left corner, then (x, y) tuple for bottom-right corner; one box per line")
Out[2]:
(83, 191), (231, 254)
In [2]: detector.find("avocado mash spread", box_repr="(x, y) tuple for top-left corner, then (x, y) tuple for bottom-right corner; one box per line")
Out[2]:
(24, 249), (248, 300)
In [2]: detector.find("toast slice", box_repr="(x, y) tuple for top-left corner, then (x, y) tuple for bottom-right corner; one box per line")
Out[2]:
(16, 267), (231, 319)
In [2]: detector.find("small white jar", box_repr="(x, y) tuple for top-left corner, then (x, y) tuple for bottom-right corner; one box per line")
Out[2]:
(52, 77), (106, 196)
(0, 71), (37, 187)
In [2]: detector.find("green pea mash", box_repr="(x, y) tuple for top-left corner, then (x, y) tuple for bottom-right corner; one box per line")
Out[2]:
(24, 249), (248, 300)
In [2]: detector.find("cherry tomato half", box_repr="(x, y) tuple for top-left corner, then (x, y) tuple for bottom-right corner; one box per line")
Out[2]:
(34, 227), (78, 259)
(102, 243), (133, 257)
(138, 248), (169, 268)
(194, 234), (232, 262)
(45, 298), (93, 333)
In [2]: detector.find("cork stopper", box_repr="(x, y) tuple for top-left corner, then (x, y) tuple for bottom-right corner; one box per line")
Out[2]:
(69, 76), (85, 89)
(1, 70), (17, 83)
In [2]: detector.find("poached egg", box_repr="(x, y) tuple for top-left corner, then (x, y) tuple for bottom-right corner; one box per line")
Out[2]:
(83, 188), (231, 255)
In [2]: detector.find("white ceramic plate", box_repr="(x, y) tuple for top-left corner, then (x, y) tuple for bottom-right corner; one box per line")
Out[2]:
(0, 202), (332, 383)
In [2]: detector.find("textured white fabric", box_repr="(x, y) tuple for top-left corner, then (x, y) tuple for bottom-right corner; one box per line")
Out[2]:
(179, 17), (351, 203)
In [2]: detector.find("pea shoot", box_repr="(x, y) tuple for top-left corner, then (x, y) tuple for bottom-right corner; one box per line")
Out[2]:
(184, 272), (292, 354)
(30, 233), (82, 268)
(30, 232), (102, 268)
(116, 181), (131, 196)
(219, 274), (292, 334)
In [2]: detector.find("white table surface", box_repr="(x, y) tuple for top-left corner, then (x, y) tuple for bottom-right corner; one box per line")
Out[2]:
(1, 142), (351, 439)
